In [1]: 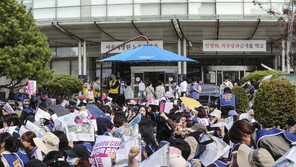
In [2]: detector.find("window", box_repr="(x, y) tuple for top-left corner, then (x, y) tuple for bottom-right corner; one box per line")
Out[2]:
(134, 0), (160, 2)
(271, 2), (286, 14)
(134, 4), (160, 16)
(57, 7), (80, 18)
(162, 3), (187, 15)
(91, 6), (106, 17)
(57, 0), (80, 7)
(81, 6), (91, 17)
(189, 3), (215, 15)
(216, 3), (243, 15)
(33, 0), (55, 8)
(33, 8), (55, 19)
(162, 0), (187, 2)
(56, 47), (79, 57)
(107, 5), (133, 16)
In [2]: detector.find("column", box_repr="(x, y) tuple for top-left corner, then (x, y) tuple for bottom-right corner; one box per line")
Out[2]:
(282, 40), (286, 72)
(78, 41), (82, 75)
(83, 41), (87, 75)
(183, 38), (187, 75)
(178, 38), (182, 75)
(287, 40), (291, 73)
(273, 55), (278, 70)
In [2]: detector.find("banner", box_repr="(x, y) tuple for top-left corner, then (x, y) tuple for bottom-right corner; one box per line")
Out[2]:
(89, 157), (111, 167)
(2, 103), (15, 115)
(0, 126), (17, 135)
(27, 80), (37, 94)
(140, 144), (169, 167)
(65, 123), (95, 142)
(19, 126), (30, 137)
(114, 134), (141, 167)
(101, 40), (163, 53)
(203, 40), (266, 52)
(164, 102), (174, 114)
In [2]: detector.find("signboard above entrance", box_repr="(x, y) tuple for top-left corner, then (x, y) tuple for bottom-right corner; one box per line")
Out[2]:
(203, 40), (266, 52)
(101, 40), (163, 53)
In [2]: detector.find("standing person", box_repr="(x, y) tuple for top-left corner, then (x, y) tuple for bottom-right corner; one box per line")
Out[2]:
(32, 91), (53, 110)
(124, 82), (134, 100)
(155, 81), (165, 99)
(15, 89), (34, 125)
(188, 78), (202, 100)
(138, 80), (146, 99)
(0, 132), (24, 167)
(242, 79), (256, 108)
(145, 82), (155, 100)
(169, 80), (180, 99)
(219, 87), (235, 118)
(180, 78), (188, 97)
(92, 77), (100, 99)
(107, 74), (120, 105)
(220, 76), (233, 94)
(118, 79), (126, 107)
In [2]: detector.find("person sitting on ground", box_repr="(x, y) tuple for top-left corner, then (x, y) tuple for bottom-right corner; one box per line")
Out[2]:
(21, 131), (43, 161)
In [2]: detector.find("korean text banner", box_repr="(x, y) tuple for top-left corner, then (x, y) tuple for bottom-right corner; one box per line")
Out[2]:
(203, 40), (266, 52)
(101, 40), (163, 53)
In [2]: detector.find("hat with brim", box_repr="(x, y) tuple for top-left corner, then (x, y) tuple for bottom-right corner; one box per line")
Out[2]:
(33, 133), (60, 155)
(65, 145), (90, 160)
(184, 136), (198, 160)
(237, 144), (275, 167)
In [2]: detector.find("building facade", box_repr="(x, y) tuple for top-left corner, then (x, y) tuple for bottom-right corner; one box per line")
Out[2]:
(19, 0), (285, 93)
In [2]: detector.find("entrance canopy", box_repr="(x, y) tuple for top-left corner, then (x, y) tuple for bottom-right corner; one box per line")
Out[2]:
(98, 45), (196, 62)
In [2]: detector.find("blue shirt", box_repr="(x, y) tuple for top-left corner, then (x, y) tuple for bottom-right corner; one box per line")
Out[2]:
(189, 84), (200, 99)
(15, 93), (34, 113)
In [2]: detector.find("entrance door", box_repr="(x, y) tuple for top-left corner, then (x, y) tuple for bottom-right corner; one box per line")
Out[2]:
(144, 72), (165, 88)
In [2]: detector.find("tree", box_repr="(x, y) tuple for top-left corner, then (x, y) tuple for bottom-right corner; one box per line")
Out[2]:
(253, 78), (296, 128)
(47, 74), (83, 98)
(253, 0), (295, 72)
(231, 86), (249, 114)
(0, 0), (53, 90)
(242, 70), (288, 89)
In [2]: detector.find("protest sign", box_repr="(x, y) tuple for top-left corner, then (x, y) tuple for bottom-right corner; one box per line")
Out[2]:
(140, 144), (169, 167)
(27, 80), (36, 94)
(159, 103), (165, 112)
(50, 98), (56, 105)
(111, 124), (139, 139)
(66, 123), (95, 142)
(19, 126), (30, 137)
(2, 103), (15, 115)
(90, 136), (121, 158)
(148, 99), (159, 106)
(0, 126), (17, 135)
(34, 108), (49, 123)
(199, 134), (230, 166)
(129, 113), (141, 125)
(89, 157), (111, 167)
(211, 116), (233, 130)
(164, 102), (173, 114)
(259, 75), (272, 87)
(25, 121), (46, 138)
(115, 134), (141, 167)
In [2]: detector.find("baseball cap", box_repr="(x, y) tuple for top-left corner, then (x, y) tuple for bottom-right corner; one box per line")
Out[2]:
(65, 144), (90, 160)
(228, 110), (238, 116)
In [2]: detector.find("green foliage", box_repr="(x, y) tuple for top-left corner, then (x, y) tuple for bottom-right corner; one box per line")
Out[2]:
(231, 86), (249, 114)
(46, 74), (83, 98)
(242, 70), (288, 89)
(0, 0), (52, 89)
(253, 78), (296, 128)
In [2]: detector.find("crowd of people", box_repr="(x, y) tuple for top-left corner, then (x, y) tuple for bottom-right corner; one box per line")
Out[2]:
(0, 73), (295, 167)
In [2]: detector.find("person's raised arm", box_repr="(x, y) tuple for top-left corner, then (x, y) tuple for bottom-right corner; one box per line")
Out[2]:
(128, 147), (140, 167)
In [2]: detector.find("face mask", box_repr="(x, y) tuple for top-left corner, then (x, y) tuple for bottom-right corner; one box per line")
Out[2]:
(66, 156), (77, 166)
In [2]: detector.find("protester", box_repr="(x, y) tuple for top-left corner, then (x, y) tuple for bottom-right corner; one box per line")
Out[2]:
(32, 91), (53, 110)
(219, 87), (236, 118)
(21, 131), (43, 161)
(15, 89), (35, 125)
(180, 78), (188, 97)
(138, 80), (145, 99)
(124, 82), (134, 100)
(187, 78), (202, 100)
(92, 77), (100, 99)
(33, 133), (60, 156)
(65, 145), (90, 167)
(169, 80), (180, 99)
(155, 81), (165, 100)
(118, 79), (126, 107)
(107, 74), (120, 105)
(220, 75), (233, 94)
(145, 82), (155, 100)
(242, 79), (256, 101)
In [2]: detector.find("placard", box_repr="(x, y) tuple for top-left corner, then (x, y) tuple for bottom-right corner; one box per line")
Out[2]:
(203, 40), (266, 52)
(101, 40), (163, 53)
(65, 123), (95, 142)
(27, 80), (37, 94)
(2, 103), (15, 115)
